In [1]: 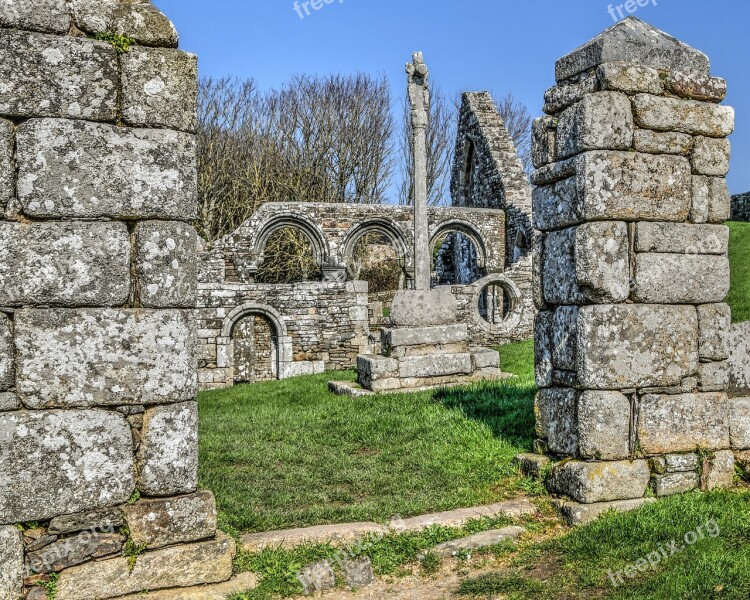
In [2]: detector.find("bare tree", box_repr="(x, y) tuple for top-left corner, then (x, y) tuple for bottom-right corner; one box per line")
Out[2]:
(195, 74), (395, 246)
(494, 91), (533, 173)
(398, 85), (456, 206)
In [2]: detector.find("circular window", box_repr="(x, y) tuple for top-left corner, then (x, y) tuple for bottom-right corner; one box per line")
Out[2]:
(472, 275), (522, 334)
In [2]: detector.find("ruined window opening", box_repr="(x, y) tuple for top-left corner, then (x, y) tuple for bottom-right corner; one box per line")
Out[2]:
(432, 230), (482, 286)
(255, 226), (322, 283)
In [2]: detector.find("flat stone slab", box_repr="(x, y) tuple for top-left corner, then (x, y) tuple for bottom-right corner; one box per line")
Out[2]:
(117, 572), (258, 600)
(55, 534), (235, 600)
(430, 526), (526, 557)
(389, 500), (536, 532)
(330, 372), (510, 397)
(241, 522), (387, 553)
(554, 498), (656, 526)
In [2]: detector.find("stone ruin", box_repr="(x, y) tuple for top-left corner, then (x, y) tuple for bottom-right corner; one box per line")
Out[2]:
(0, 1), (234, 598)
(197, 90), (535, 390)
(731, 192), (750, 221)
(532, 16), (747, 521)
(1, 4), (749, 597)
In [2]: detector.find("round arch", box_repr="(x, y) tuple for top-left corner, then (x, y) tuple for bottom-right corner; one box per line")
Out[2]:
(222, 302), (288, 339)
(341, 218), (411, 273)
(429, 219), (487, 269)
(253, 213), (331, 269)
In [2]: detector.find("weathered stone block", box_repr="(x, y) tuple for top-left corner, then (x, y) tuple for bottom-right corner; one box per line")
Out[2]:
(298, 560), (336, 595)
(632, 94), (734, 137)
(577, 304), (698, 389)
(0, 222), (130, 307)
(534, 152), (692, 231)
(135, 221), (198, 308)
(729, 322), (750, 395)
(555, 17), (710, 82)
(0, 119), (13, 215)
(70, 0), (179, 48)
(49, 508), (124, 536)
(137, 402), (199, 497)
(654, 472), (699, 497)
(543, 71), (599, 114)
(0, 393), (18, 411)
(534, 311), (553, 388)
(667, 72), (727, 103)
(551, 306), (578, 372)
(634, 223), (728, 255)
(0, 0), (70, 33)
(691, 175), (731, 224)
(633, 254), (730, 304)
(0, 525), (23, 599)
(633, 129), (693, 156)
(121, 47), (198, 132)
(0, 410), (135, 524)
(357, 354), (398, 379)
(398, 353), (472, 379)
(28, 532), (124, 573)
(123, 491), (216, 550)
(342, 557), (375, 589)
(577, 391), (631, 460)
(471, 348), (500, 369)
(699, 360), (729, 392)
(666, 453), (699, 472)
(543, 227), (582, 304)
(534, 388), (578, 456)
(574, 221), (630, 303)
(555, 92), (633, 160)
(0, 314), (12, 392)
(532, 116), (557, 168)
(638, 393), (729, 454)
(729, 397), (750, 450)
(549, 460), (651, 504)
(17, 118), (197, 220)
(596, 62), (663, 95)
(692, 136), (730, 176)
(55, 533), (235, 600)
(15, 309), (197, 408)
(698, 304), (731, 362)
(382, 324), (467, 348)
(556, 497), (654, 526)
(701, 450), (735, 491)
(0, 30), (117, 121)
(389, 287), (457, 327)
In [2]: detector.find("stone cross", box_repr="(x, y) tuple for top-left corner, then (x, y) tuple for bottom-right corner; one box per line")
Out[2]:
(406, 52), (430, 291)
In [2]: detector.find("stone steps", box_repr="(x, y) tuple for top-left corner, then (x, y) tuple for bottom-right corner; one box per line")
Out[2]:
(118, 573), (258, 600)
(429, 526), (526, 558)
(241, 499), (537, 553)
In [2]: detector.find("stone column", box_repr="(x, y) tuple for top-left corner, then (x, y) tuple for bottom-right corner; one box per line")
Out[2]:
(407, 52), (431, 291)
(532, 17), (736, 522)
(0, 1), (233, 597)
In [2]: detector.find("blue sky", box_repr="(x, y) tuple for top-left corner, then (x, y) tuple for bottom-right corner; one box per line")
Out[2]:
(153, 0), (749, 195)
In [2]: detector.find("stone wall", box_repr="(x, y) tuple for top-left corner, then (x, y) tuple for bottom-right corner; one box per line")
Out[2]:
(0, 1), (233, 597)
(198, 201), (524, 387)
(197, 279), (369, 389)
(731, 192), (750, 221)
(533, 17), (741, 509)
(450, 92), (535, 345)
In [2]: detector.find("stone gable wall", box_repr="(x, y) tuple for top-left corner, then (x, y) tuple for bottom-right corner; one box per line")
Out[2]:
(0, 1), (233, 597)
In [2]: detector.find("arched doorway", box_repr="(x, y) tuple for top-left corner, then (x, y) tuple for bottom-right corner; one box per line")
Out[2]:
(232, 313), (278, 383)
(430, 221), (487, 286)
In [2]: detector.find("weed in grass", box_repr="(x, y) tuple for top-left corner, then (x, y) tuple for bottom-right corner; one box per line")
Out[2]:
(420, 550), (442, 575)
(458, 572), (551, 599)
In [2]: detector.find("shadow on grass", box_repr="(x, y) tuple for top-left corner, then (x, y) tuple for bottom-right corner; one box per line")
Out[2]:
(433, 378), (537, 450)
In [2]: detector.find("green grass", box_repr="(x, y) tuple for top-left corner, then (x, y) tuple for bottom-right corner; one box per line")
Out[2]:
(198, 340), (537, 534)
(728, 221), (750, 322)
(459, 490), (750, 600)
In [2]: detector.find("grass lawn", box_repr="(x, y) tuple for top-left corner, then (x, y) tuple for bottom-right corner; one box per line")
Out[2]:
(728, 221), (750, 322)
(198, 339), (538, 534)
